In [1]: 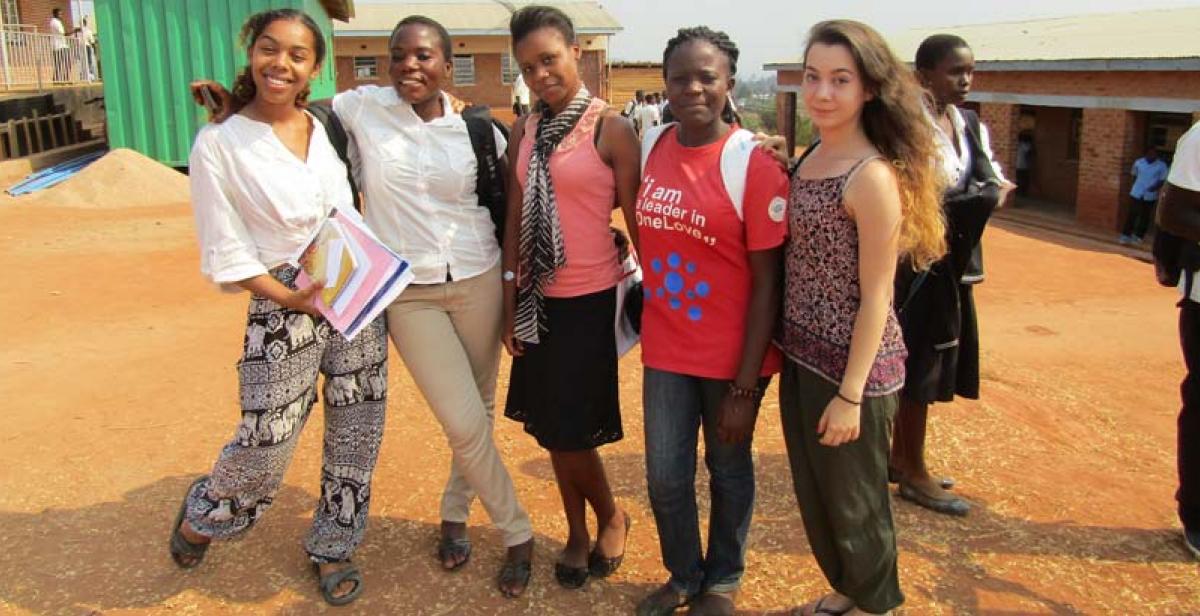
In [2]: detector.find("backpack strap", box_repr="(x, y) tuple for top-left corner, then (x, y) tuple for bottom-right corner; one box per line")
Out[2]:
(718, 128), (757, 221)
(959, 107), (999, 183)
(462, 105), (508, 244)
(307, 101), (361, 213)
(640, 122), (674, 173)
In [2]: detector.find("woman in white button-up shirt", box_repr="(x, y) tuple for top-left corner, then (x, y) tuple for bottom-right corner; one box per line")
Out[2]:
(336, 16), (536, 597)
(169, 10), (388, 607)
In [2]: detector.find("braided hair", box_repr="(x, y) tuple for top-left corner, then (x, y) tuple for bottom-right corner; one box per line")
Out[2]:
(662, 26), (741, 125)
(229, 9), (326, 114)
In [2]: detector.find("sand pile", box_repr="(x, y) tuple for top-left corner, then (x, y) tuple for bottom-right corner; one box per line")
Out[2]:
(19, 148), (190, 209)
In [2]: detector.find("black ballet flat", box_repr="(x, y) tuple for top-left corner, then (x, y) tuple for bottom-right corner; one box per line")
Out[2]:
(588, 511), (632, 578)
(554, 561), (589, 589)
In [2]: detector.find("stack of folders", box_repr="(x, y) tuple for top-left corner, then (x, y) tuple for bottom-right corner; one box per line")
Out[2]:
(291, 207), (414, 340)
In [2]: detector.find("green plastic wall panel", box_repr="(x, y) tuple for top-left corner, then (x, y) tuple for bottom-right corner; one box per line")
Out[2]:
(95, 0), (336, 167)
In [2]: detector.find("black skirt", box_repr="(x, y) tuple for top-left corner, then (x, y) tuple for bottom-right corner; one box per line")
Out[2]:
(504, 287), (623, 451)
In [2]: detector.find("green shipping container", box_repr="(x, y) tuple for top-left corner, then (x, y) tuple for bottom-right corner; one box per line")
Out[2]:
(95, 0), (354, 167)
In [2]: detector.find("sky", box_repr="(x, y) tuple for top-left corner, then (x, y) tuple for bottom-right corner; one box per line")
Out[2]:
(362, 0), (1199, 76)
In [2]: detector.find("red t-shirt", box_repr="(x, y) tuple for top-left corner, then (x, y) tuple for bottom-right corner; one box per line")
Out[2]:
(636, 126), (789, 380)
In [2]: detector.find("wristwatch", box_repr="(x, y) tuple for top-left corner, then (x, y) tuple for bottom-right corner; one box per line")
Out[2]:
(502, 270), (516, 282)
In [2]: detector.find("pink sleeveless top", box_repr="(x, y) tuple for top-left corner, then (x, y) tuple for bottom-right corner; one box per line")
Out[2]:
(516, 98), (622, 298)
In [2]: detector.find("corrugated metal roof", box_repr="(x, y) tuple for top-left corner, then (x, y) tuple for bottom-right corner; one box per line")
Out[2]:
(765, 7), (1200, 70)
(334, 1), (621, 35)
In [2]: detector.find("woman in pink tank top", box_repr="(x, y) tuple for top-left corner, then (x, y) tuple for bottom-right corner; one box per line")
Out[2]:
(499, 5), (641, 593)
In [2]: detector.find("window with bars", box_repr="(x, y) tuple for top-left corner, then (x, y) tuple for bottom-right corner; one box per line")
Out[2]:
(1, 0), (20, 27)
(354, 56), (377, 80)
(453, 55), (475, 86)
(501, 53), (520, 85)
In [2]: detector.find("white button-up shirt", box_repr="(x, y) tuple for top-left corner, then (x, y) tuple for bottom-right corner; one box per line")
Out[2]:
(333, 86), (504, 284)
(933, 105), (1006, 190)
(188, 113), (353, 285)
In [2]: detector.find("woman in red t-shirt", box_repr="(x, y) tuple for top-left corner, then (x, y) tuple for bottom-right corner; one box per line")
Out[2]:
(634, 27), (789, 616)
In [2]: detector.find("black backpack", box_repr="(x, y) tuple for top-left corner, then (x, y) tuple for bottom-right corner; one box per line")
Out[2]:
(308, 101), (361, 213)
(462, 105), (509, 245)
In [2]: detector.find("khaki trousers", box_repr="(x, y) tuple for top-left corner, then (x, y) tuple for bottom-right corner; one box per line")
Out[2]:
(385, 265), (533, 546)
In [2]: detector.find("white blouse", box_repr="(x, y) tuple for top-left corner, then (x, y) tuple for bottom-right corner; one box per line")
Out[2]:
(188, 113), (353, 285)
(333, 86), (505, 284)
(933, 105), (1007, 190)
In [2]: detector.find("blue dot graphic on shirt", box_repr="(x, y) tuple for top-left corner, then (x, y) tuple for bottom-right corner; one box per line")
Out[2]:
(647, 251), (710, 322)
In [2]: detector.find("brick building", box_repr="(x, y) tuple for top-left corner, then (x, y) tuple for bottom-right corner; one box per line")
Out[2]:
(333, 1), (620, 125)
(0, 0), (76, 33)
(767, 7), (1200, 233)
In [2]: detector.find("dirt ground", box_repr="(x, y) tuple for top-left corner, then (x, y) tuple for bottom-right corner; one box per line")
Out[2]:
(0, 197), (1195, 615)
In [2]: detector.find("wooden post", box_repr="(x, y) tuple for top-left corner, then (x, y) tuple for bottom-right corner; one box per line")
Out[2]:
(776, 91), (797, 157)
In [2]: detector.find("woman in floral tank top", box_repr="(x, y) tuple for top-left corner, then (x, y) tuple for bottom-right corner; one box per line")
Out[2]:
(776, 21), (947, 616)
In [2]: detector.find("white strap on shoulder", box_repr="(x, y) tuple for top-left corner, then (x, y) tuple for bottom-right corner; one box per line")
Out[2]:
(719, 128), (756, 221)
(640, 122), (675, 174)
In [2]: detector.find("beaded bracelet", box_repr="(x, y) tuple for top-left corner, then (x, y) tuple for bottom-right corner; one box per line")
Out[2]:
(728, 383), (762, 400)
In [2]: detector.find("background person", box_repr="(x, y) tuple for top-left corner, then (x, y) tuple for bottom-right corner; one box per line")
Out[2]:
(1121, 146), (1170, 245)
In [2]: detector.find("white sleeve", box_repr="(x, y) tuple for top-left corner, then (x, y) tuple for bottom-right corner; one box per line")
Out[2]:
(331, 87), (365, 135)
(188, 130), (267, 285)
(492, 124), (508, 158)
(1169, 124), (1200, 192)
(977, 122), (1007, 182)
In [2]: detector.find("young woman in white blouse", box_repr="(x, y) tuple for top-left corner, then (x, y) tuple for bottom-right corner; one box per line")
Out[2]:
(193, 14), (535, 597)
(168, 9), (387, 606)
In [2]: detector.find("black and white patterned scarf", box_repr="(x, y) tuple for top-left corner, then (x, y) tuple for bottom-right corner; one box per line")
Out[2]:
(515, 85), (593, 344)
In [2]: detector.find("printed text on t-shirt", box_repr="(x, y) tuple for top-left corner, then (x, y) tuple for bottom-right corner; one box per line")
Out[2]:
(636, 175), (717, 246)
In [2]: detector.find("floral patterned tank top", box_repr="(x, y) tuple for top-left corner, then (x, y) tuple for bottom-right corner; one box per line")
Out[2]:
(776, 156), (907, 397)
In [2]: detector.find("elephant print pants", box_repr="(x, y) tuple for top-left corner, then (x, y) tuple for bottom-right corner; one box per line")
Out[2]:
(184, 267), (388, 564)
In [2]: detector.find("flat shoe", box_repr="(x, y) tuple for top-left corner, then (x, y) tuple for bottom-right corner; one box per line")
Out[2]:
(588, 511), (632, 578)
(887, 466), (955, 490)
(554, 561), (589, 589)
(898, 481), (970, 516)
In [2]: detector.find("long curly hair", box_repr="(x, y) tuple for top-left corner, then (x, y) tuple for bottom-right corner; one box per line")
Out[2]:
(661, 26), (741, 125)
(229, 9), (327, 114)
(805, 20), (947, 269)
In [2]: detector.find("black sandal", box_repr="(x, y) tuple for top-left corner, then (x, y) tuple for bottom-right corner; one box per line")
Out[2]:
(436, 535), (472, 571)
(813, 596), (853, 615)
(313, 561), (364, 606)
(168, 476), (210, 569)
(588, 511), (632, 578)
(635, 583), (689, 616)
(554, 561), (589, 589)
(497, 558), (533, 598)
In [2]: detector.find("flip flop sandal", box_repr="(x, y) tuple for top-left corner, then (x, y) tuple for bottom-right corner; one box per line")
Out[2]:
(635, 583), (689, 616)
(169, 475), (211, 569)
(588, 511), (632, 578)
(887, 467), (955, 490)
(314, 561), (364, 606)
(497, 558), (533, 598)
(436, 535), (472, 571)
(813, 596), (854, 615)
(898, 481), (970, 517)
